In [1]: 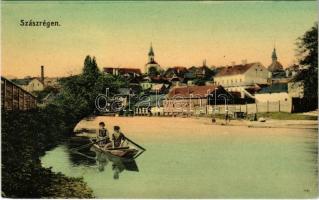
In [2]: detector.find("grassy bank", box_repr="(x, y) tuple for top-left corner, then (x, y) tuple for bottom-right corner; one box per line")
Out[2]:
(1, 106), (93, 198)
(256, 112), (317, 120)
(193, 112), (317, 121)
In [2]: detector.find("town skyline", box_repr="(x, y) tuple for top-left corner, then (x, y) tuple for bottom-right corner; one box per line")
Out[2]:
(2, 1), (316, 78)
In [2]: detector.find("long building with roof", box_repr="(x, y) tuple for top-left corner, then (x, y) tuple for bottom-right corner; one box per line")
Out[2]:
(214, 62), (269, 88)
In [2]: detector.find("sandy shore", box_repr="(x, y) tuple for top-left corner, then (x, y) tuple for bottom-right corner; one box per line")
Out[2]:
(74, 116), (317, 140)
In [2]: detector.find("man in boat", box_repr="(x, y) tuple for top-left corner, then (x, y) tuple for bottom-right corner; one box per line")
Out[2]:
(112, 126), (126, 148)
(97, 122), (111, 146)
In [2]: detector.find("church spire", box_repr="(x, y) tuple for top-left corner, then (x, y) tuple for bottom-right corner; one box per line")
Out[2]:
(148, 43), (155, 63)
(272, 47), (277, 62)
(148, 43), (154, 56)
(203, 59), (207, 67)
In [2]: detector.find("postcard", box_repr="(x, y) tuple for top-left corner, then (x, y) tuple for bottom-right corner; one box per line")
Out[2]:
(1, 0), (318, 198)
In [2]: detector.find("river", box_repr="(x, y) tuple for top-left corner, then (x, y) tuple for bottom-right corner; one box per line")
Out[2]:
(41, 116), (318, 198)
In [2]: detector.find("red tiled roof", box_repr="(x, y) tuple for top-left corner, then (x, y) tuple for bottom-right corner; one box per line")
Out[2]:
(167, 85), (219, 98)
(215, 63), (257, 77)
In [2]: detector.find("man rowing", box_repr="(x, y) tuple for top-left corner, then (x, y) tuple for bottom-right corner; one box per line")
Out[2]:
(97, 122), (111, 146)
(112, 126), (127, 148)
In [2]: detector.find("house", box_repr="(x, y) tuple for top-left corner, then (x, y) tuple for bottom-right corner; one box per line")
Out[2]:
(214, 62), (268, 87)
(116, 88), (133, 108)
(140, 77), (156, 90)
(140, 75), (170, 91)
(12, 77), (44, 92)
(103, 67), (142, 78)
(213, 62), (269, 98)
(150, 83), (169, 94)
(134, 94), (166, 115)
(255, 83), (289, 102)
(254, 83), (292, 112)
(254, 82), (307, 113)
(168, 75), (185, 87)
(43, 77), (60, 88)
(164, 66), (188, 78)
(163, 85), (232, 115)
(187, 60), (214, 79)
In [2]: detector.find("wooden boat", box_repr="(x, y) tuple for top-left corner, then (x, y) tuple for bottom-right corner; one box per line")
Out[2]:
(90, 138), (139, 160)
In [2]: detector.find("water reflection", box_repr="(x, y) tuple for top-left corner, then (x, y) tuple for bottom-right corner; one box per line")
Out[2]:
(67, 137), (141, 180)
(94, 147), (139, 180)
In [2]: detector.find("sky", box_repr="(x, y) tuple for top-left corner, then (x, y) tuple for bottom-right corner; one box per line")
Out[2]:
(1, 1), (317, 78)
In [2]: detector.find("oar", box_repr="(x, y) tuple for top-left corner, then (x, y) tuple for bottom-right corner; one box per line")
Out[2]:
(124, 136), (146, 151)
(70, 137), (107, 152)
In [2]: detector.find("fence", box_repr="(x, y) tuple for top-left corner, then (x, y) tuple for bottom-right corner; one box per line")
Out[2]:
(208, 100), (292, 115)
(160, 100), (292, 116)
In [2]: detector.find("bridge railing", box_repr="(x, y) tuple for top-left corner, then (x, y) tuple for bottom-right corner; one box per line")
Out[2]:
(1, 76), (37, 111)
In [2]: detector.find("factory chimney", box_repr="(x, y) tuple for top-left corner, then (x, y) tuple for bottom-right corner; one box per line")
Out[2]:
(41, 65), (44, 83)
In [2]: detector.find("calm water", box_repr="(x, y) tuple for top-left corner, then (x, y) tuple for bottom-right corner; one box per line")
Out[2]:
(41, 118), (318, 198)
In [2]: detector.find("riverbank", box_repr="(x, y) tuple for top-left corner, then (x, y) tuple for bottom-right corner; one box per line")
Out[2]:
(1, 108), (94, 198)
(74, 115), (318, 137)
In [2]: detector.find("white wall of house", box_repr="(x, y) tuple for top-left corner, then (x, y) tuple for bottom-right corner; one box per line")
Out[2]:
(244, 64), (269, 85)
(26, 79), (44, 92)
(214, 63), (268, 87)
(140, 82), (154, 90)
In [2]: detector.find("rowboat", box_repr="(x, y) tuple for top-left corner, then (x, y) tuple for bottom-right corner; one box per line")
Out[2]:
(90, 138), (140, 160)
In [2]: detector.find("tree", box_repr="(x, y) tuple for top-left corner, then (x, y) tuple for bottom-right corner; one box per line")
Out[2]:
(56, 55), (128, 127)
(82, 56), (100, 79)
(294, 24), (318, 101)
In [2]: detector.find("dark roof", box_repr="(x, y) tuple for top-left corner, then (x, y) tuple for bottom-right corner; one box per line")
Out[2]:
(11, 77), (42, 85)
(11, 78), (31, 85)
(257, 83), (288, 94)
(184, 72), (195, 79)
(215, 63), (258, 77)
(167, 85), (220, 98)
(271, 70), (286, 79)
(103, 67), (141, 75)
(119, 68), (141, 74)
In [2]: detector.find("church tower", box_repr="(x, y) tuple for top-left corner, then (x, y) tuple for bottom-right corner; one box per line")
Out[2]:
(145, 43), (161, 74)
(267, 46), (285, 81)
(148, 44), (155, 63)
(272, 48), (277, 63)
